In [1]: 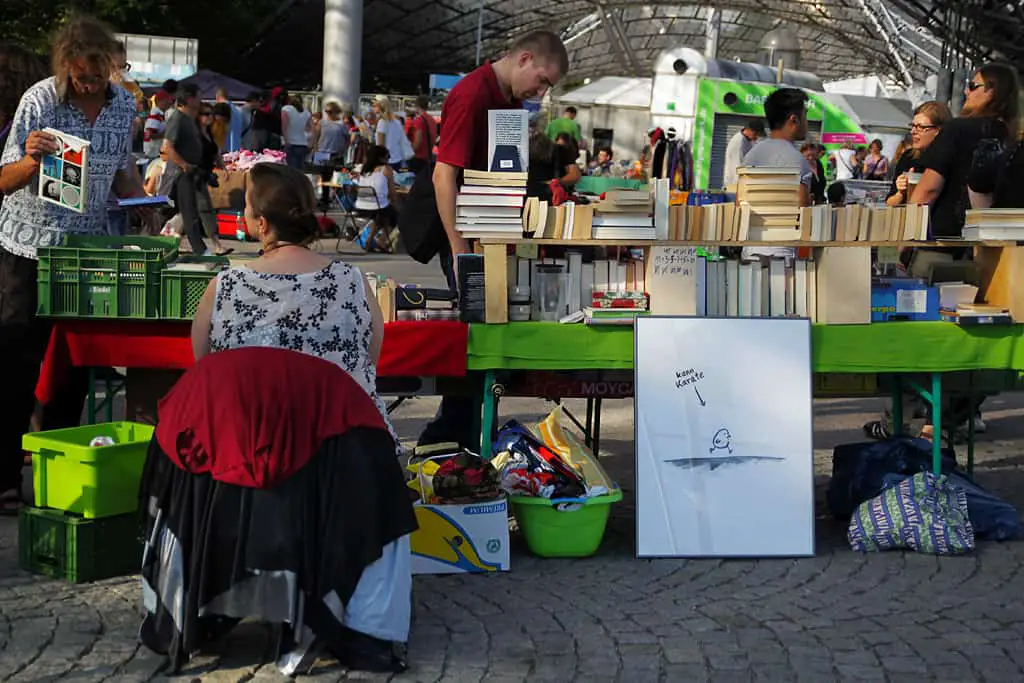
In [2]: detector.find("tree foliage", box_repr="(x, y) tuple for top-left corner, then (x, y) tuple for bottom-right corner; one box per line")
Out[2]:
(3, 0), (283, 80)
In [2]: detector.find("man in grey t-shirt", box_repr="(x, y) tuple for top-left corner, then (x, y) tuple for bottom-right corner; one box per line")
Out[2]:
(162, 91), (208, 254)
(740, 88), (814, 260)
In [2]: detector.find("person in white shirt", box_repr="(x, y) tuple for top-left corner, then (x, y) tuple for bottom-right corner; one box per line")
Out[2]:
(740, 88), (814, 262)
(372, 96), (410, 169)
(354, 144), (398, 251)
(722, 119), (765, 187)
(833, 143), (857, 180)
(280, 96), (312, 169)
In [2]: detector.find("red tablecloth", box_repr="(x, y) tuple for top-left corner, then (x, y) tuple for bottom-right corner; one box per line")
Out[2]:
(36, 319), (468, 404)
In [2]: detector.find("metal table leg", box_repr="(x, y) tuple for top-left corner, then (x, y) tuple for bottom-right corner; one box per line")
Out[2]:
(592, 397), (603, 455)
(585, 398), (594, 448)
(907, 373), (943, 474)
(87, 368), (96, 425)
(105, 378), (114, 423)
(480, 371), (500, 457)
(932, 373), (942, 474)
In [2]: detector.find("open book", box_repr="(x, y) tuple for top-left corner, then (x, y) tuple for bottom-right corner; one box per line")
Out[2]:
(38, 128), (90, 213)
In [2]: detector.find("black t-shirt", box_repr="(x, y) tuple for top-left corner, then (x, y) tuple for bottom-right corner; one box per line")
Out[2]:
(886, 150), (919, 200)
(527, 145), (577, 199)
(811, 159), (826, 204)
(200, 131), (219, 171)
(919, 116), (1007, 237)
(993, 142), (1024, 208)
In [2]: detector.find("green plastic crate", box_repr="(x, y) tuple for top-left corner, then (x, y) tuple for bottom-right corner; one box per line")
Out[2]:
(37, 235), (179, 319)
(161, 255), (230, 319)
(24, 422), (154, 519)
(18, 506), (141, 583)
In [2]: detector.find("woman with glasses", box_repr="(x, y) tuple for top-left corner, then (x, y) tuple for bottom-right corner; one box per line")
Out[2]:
(885, 101), (951, 207)
(911, 63), (1021, 237)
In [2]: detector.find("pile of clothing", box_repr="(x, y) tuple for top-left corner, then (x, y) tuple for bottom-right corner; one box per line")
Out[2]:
(406, 449), (501, 504)
(491, 407), (615, 500)
(222, 148), (287, 172)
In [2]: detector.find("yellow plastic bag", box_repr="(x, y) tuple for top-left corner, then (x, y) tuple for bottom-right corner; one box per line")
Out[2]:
(534, 405), (614, 492)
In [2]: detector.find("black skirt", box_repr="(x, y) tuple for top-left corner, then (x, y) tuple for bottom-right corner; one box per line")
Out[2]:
(137, 428), (417, 674)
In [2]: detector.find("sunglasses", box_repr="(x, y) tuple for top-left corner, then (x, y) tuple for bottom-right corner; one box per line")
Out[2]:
(199, 111), (213, 117)
(967, 81), (987, 92)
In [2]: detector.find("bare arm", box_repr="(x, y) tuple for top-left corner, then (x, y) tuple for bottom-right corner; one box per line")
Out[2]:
(0, 130), (59, 194)
(433, 161), (469, 255)
(162, 139), (193, 172)
(376, 129), (386, 147)
(909, 169), (944, 205)
(364, 275), (385, 364)
(560, 163), (582, 186)
(969, 189), (994, 210)
(382, 165), (396, 203)
(191, 277), (218, 360)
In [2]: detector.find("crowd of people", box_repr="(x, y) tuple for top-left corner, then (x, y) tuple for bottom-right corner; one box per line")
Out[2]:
(4, 5), (1024, 672)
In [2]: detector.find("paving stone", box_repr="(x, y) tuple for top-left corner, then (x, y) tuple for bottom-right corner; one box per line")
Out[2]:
(3, 395), (1024, 682)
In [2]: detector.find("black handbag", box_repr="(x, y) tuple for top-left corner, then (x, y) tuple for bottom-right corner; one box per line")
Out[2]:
(396, 162), (448, 264)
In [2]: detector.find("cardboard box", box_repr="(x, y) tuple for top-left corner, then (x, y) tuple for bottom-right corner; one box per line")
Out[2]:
(410, 498), (510, 574)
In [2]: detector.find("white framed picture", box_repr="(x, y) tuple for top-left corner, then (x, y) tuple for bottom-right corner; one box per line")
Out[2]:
(634, 316), (815, 557)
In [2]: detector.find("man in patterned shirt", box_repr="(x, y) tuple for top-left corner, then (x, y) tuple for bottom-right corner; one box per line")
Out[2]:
(0, 15), (145, 508)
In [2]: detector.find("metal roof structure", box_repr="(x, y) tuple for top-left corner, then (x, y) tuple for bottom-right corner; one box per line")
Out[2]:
(240, 0), (1022, 92)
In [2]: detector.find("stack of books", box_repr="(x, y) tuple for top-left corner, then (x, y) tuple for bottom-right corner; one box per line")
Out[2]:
(583, 291), (650, 326)
(592, 189), (655, 240)
(736, 167), (801, 242)
(963, 208), (1024, 241)
(455, 170), (527, 239)
(941, 303), (1013, 325)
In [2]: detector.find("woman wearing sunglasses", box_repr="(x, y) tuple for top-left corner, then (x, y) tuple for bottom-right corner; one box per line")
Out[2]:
(885, 101), (951, 207)
(910, 63), (1020, 237)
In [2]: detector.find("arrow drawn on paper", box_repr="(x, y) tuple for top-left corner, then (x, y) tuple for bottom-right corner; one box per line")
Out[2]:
(694, 387), (706, 406)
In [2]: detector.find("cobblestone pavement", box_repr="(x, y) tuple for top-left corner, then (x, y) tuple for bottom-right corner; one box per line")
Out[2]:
(3, 394), (1024, 682)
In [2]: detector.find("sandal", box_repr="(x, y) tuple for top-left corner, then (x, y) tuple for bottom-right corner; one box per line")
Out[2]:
(215, 248), (234, 257)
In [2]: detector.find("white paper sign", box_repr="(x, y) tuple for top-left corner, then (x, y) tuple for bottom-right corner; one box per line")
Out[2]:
(634, 317), (815, 558)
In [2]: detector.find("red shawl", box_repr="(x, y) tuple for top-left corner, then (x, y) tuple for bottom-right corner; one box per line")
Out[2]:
(155, 347), (388, 489)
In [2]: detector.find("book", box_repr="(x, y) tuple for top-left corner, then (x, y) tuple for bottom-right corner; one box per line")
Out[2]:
(39, 128), (90, 213)
(487, 110), (529, 173)
(117, 195), (170, 207)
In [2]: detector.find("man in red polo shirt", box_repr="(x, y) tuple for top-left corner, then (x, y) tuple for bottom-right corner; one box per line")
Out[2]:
(417, 30), (569, 451)
(433, 30), (569, 280)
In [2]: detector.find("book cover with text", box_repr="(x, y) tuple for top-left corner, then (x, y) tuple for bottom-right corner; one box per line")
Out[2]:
(487, 110), (529, 174)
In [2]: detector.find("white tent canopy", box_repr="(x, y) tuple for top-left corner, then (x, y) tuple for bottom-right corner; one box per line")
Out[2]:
(555, 77), (653, 109)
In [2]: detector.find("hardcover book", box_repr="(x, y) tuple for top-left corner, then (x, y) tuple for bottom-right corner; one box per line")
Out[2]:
(38, 128), (90, 213)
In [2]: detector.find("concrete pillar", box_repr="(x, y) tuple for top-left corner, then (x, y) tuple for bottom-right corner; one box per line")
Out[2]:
(705, 8), (721, 60)
(322, 0), (362, 112)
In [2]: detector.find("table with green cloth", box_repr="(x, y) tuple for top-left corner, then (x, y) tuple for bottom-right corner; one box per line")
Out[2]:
(469, 322), (1024, 471)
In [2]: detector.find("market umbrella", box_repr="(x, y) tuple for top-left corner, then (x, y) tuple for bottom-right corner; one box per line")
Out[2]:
(176, 69), (260, 101)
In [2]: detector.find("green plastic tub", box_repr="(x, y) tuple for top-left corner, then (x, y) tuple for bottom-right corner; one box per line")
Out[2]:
(161, 254), (230, 319)
(509, 488), (622, 558)
(19, 506), (141, 583)
(37, 235), (179, 319)
(24, 422), (155, 519)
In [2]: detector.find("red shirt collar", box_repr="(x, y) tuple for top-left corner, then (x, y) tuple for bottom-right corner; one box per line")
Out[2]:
(482, 61), (521, 108)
